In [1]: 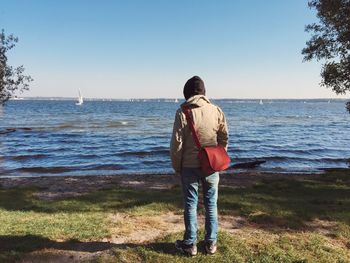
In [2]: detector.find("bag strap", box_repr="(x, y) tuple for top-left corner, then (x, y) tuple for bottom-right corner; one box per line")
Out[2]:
(182, 106), (202, 150)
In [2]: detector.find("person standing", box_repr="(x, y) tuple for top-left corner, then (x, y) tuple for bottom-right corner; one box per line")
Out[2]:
(170, 76), (229, 256)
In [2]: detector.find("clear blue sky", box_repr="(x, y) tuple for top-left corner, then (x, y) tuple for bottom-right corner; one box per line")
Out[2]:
(1, 0), (346, 99)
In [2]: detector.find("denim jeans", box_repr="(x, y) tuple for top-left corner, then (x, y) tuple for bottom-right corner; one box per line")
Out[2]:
(181, 167), (219, 245)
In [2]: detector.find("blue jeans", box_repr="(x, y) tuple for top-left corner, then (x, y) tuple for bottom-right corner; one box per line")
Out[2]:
(181, 167), (219, 245)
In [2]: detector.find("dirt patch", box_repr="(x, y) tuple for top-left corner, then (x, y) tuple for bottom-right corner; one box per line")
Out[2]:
(107, 212), (184, 244)
(18, 212), (251, 262)
(19, 249), (100, 263)
(304, 218), (338, 236)
(106, 212), (249, 244)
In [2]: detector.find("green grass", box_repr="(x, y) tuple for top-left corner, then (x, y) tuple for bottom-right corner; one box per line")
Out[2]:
(219, 175), (350, 229)
(0, 186), (184, 239)
(96, 231), (349, 263)
(0, 170), (349, 262)
(0, 186), (183, 262)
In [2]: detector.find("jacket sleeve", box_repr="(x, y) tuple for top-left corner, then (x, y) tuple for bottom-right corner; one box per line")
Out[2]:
(170, 110), (185, 173)
(217, 108), (229, 150)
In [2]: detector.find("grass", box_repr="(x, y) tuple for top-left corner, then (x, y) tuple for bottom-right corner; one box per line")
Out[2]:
(98, 231), (349, 263)
(0, 186), (183, 239)
(220, 175), (350, 228)
(0, 170), (349, 262)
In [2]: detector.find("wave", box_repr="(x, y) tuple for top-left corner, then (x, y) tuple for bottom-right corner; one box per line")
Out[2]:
(0, 127), (35, 134)
(57, 123), (80, 129)
(0, 128), (17, 134)
(0, 126), (84, 134)
(15, 166), (74, 174)
(80, 164), (124, 171)
(13, 122), (136, 132)
(106, 121), (133, 128)
(75, 154), (100, 159)
(119, 149), (169, 157)
(142, 160), (169, 165)
(261, 156), (348, 162)
(119, 151), (150, 157)
(12, 163), (124, 174)
(231, 156), (349, 163)
(9, 154), (48, 161)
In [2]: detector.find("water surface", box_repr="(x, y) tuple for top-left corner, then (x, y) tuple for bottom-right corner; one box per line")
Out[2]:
(0, 99), (349, 177)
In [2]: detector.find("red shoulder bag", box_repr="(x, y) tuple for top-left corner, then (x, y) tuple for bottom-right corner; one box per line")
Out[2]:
(182, 106), (231, 176)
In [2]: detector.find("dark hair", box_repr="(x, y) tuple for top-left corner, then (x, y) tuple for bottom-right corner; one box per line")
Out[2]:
(183, 76), (206, 100)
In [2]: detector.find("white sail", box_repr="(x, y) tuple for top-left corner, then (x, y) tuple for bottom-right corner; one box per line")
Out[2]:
(76, 89), (83, 105)
(259, 99), (263, 105)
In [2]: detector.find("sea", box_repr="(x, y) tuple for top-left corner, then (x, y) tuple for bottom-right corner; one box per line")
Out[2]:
(0, 99), (349, 177)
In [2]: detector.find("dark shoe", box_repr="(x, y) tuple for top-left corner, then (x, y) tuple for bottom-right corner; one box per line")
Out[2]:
(205, 241), (217, 255)
(175, 240), (197, 256)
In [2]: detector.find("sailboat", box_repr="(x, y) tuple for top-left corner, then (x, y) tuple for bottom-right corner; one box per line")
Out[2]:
(175, 98), (179, 103)
(76, 89), (83, 106)
(259, 99), (263, 105)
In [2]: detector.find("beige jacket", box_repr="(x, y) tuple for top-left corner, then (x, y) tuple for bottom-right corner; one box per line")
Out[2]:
(170, 95), (229, 173)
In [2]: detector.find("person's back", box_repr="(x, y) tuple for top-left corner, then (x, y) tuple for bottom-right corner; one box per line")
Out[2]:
(171, 94), (228, 171)
(170, 76), (229, 256)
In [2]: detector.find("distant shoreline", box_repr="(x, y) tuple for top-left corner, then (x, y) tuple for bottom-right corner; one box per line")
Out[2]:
(9, 97), (349, 101)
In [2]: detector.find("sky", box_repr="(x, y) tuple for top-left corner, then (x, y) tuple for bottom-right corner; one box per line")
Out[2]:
(1, 0), (348, 99)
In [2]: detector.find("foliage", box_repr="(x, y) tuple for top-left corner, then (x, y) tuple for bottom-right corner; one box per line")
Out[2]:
(0, 29), (33, 105)
(302, 0), (350, 112)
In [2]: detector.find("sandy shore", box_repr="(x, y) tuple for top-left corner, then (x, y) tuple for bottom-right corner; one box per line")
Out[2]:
(0, 171), (320, 200)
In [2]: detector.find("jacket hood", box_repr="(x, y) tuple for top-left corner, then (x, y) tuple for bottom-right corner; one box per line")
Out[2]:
(181, 95), (211, 108)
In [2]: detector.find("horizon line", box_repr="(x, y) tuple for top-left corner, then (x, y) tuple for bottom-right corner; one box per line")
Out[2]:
(12, 96), (349, 101)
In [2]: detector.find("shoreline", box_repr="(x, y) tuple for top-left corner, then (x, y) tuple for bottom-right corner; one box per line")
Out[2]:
(0, 171), (327, 201)
(1, 166), (346, 179)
